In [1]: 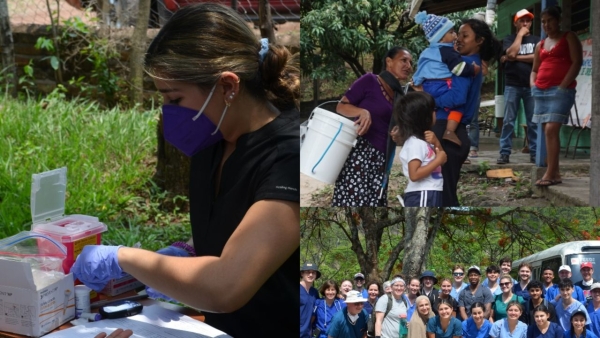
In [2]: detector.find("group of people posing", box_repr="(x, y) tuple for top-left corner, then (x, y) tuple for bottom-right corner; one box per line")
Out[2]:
(330, 5), (582, 207)
(300, 257), (600, 338)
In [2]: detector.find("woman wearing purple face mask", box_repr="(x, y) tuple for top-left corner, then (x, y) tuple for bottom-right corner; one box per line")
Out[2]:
(70, 3), (300, 337)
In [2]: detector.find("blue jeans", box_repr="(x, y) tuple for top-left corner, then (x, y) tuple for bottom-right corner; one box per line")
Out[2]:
(499, 85), (537, 156)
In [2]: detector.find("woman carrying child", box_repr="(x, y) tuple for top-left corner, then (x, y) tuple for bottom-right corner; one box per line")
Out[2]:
(413, 11), (480, 146)
(430, 18), (502, 206)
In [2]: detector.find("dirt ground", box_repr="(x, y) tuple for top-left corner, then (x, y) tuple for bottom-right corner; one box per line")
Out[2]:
(301, 167), (589, 207)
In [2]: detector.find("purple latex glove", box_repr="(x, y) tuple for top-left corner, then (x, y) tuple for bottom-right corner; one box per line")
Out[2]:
(145, 245), (190, 301)
(71, 245), (126, 292)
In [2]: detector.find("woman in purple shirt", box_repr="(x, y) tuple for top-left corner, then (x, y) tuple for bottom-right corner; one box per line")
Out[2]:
(332, 46), (413, 206)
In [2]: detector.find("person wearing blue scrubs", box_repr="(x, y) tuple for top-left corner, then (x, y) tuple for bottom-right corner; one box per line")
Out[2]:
(363, 281), (381, 316)
(486, 265), (503, 296)
(407, 278), (422, 321)
(526, 304), (563, 338)
(452, 265), (469, 300)
(300, 263), (321, 338)
(542, 267), (556, 299)
(327, 291), (369, 338)
(553, 279), (591, 332)
(427, 299), (462, 338)
(585, 283), (600, 338)
(489, 301), (528, 338)
(312, 279), (346, 338)
(564, 310), (599, 338)
(547, 266), (586, 303)
(462, 302), (492, 338)
(513, 263), (533, 302)
(483, 257), (515, 288)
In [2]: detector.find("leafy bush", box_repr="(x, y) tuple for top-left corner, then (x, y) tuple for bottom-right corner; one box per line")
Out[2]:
(0, 94), (191, 248)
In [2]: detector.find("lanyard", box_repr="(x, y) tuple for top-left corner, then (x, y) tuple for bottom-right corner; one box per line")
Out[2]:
(323, 300), (342, 328)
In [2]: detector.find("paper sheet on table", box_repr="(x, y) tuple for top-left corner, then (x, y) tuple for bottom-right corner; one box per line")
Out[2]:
(44, 305), (232, 338)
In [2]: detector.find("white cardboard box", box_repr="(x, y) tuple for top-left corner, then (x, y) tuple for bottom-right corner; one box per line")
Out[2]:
(0, 259), (75, 337)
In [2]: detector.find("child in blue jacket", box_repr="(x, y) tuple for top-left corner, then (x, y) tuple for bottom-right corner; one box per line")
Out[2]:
(413, 11), (480, 146)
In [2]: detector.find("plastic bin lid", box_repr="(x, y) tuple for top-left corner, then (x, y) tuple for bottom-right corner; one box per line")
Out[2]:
(31, 167), (68, 224)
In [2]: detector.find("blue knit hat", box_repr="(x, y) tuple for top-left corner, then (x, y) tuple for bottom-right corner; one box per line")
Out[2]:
(415, 11), (455, 43)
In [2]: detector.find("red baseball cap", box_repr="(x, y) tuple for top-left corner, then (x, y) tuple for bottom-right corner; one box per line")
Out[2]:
(514, 9), (534, 23)
(581, 262), (594, 269)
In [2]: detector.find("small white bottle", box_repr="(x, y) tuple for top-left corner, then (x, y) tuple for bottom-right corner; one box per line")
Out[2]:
(74, 285), (91, 318)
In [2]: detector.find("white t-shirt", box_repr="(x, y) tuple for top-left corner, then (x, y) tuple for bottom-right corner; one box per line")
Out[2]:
(399, 136), (443, 192)
(375, 294), (407, 338)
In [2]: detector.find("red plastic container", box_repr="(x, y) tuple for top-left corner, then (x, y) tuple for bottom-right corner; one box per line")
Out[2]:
(29, 168), (107, 274)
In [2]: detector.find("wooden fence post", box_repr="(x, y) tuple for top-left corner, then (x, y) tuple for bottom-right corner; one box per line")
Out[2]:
(259, 0), (275, 42)
(128, 0), (152, 107)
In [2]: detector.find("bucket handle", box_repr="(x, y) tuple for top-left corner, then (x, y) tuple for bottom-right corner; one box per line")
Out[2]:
(311, 121), (343, 174)
(306, 101), (342, 129)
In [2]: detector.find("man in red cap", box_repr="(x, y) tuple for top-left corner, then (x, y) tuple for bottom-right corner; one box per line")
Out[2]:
(575, 262), (596, 301)
(497, 8), (540, 165)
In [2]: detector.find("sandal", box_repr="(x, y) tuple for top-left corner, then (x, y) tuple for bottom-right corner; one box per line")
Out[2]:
(464, 158), (471, 164)
(469, 150), (478, 158)
(535, 179), (563, 187)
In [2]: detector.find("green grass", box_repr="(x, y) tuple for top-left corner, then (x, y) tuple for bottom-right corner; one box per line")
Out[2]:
(0, 92), (191, 251)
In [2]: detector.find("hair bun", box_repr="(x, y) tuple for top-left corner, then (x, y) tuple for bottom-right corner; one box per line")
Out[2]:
(260, 45), (300, 110)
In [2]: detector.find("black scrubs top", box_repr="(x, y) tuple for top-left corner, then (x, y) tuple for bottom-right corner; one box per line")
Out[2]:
(189, 109), (299, 337)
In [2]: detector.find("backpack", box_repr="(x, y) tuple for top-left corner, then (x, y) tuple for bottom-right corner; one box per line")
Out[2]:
(367, 293), (407, 337)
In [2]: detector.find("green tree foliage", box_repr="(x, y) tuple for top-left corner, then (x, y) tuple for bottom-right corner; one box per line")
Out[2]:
(301, 0), (415, 80)
(301, 0), (487, 82)
(301, 207), (600, 284)
(301, 207), (444, 283)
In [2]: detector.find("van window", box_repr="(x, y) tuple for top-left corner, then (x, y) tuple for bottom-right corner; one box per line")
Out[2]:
(566, 254), (600, 282)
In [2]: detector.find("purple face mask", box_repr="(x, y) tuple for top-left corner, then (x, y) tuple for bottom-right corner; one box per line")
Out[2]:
(162, 84), (228, 157)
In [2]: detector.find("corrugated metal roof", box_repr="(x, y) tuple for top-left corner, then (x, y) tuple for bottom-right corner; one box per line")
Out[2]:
(418, 0), (504, 16)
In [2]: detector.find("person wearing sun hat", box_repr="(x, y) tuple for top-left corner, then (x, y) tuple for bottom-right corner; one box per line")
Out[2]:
(420, 270), (440, 305)
(412, 10), (481, 147)
(575, 262), (596, 301)
(585, 283), (600, 338)
(300, 262), (321, 338)
(497, 8), (540, 166)
(326, 290), (369, 337)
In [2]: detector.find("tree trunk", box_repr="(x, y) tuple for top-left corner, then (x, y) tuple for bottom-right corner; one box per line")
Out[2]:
(153, 113), (191, 204)
(258, 0), (275, 42)
(128, 0), (151, 106)
(100, 0), (110, 36)
(591, 1), (600, 206)
(44, 0), (63, 85)
(0, 0), (17, 96)
(402, 208), (441, 278)
(312, 78), (319, 109)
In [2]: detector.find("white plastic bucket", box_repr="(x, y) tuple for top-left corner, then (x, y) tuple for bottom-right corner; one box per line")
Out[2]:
(495, 95), (505, 118)
(300, 108), (358, 185)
